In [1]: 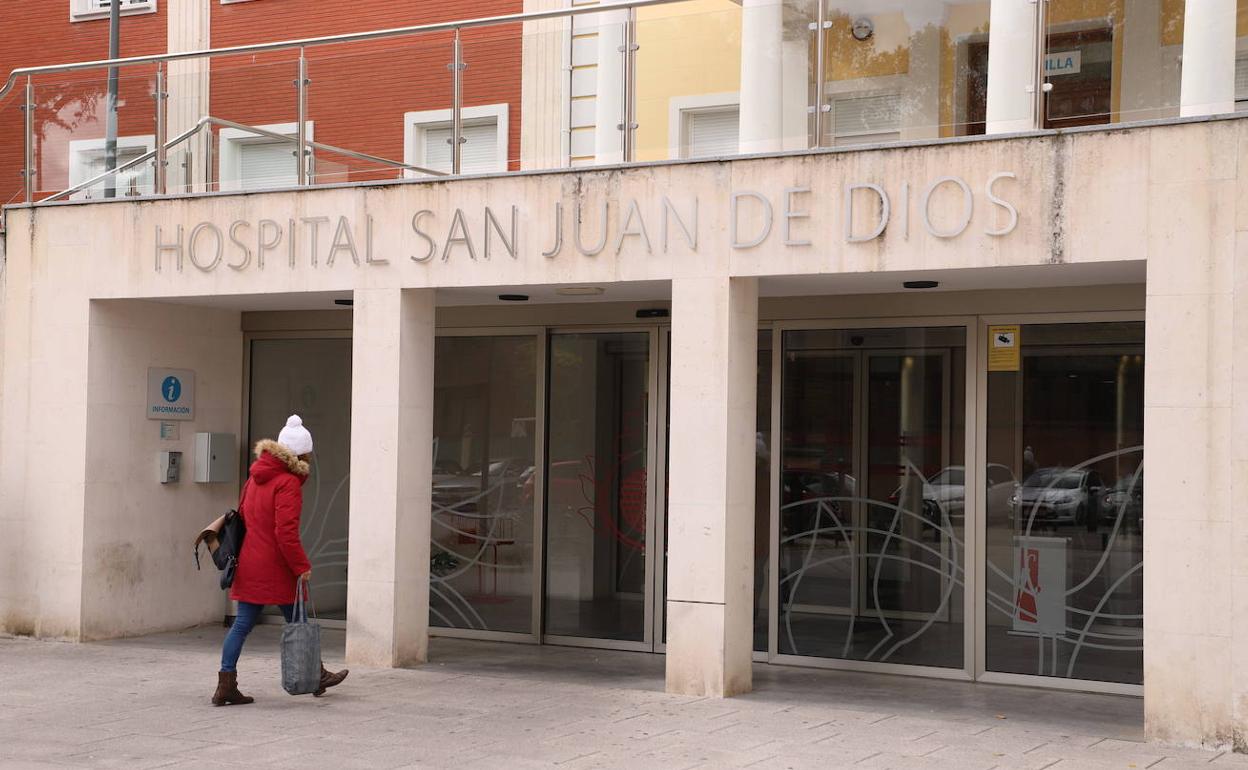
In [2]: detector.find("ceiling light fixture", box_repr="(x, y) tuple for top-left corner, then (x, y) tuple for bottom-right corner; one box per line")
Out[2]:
(334, 299), (354, 306)
(903, 280), (939, 290)
(498, 294), (530, 302)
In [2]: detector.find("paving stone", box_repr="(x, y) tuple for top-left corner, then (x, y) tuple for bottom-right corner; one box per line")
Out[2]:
(0, 628), (1241, 770)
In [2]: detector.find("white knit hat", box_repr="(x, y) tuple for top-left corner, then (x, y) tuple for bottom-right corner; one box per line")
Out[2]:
(277, 414), (314, 456)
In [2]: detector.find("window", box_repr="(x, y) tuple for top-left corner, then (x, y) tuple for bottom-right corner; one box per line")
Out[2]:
(831, 92), (901, 146)
(404, 104), (509, 175)
(71, 0), (156, 21)
(68, 135), (154, 199)
(668, 93), (740, 160)
(681, 107), (739, 159)
(217, 122), (310, 192)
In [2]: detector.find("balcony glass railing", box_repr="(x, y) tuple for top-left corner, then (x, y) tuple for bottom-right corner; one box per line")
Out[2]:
(1, 0), (1244, 208)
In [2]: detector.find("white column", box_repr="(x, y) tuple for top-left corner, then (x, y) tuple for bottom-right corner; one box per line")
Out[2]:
(1179, 0), (1236, 117)
(985, 0), (1037, 133)
(593, 5), (628, 164)
(345, 288), (436, 668)
(665, 277), (758, 697)
(521, 0), (570, 169)
(166, 0), (211, 192)
(739, 0), (784, 153)
(1142, 124), (1238, 748)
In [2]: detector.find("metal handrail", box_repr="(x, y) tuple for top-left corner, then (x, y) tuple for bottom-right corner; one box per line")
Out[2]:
(0, 0), (681, 101)
(44, 115), (444, 202)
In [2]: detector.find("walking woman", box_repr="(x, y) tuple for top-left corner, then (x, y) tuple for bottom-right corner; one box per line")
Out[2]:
(212, 415), (349, 706)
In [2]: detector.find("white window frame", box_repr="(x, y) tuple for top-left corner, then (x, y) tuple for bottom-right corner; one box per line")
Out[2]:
(67, 134), (154, 199)
(70, 0), (156, 22)
(668, 92), (740, 160)
(217, 121), (312, 192)
(403, 103), (509, 177)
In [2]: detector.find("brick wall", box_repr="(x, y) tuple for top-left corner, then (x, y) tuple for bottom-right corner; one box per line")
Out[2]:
(0, 4), (168, 203)
(210, 0), (524, 182)
(0, 0), (524, 206)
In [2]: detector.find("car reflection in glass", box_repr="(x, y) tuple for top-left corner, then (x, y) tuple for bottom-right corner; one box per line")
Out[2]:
(888, 464), (1015, 534)
(1009, 467), (1104, 529)
(1100, 473), (1143, 532)
(433, 459), (533, 518)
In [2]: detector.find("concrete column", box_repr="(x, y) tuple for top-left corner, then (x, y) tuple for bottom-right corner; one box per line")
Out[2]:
(1179, 0), (1236, 117)
(166, 0), (211, 192)
(345, 288), (436, 668)
(1142, 123), (1238, 749)
(665, 276), (758, 697)
(593, 5), (628, 164)
(985, 0), (1037, 133)
(739, 0), (784, 153)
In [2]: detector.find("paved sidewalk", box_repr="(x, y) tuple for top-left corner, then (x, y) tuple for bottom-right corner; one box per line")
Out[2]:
(0, 626), (1243, 769)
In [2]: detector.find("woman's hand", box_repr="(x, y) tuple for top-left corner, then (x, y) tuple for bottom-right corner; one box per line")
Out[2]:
(300, 570), (312, 582)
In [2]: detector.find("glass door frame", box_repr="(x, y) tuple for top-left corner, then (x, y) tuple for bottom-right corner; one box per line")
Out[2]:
(240, 329), (354, 631)
(766, 316), (980, 682)
(973, 310), (1145, 698)
(540, 324), (667, 654)
(428, 327), (548, 646)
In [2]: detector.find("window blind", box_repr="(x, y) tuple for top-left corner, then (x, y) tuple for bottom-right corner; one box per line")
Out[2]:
(424, 121), (500, 173)
(239, 141), (297, 190)
(684, 107), (739, 158)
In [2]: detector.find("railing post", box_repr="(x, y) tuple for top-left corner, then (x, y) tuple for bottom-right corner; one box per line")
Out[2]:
(296, 48), (309, 185)
(22, 76), (34, 202)
(811, 1), (829, 147)
(154, 63), (167, 195)
(451, 28), (464, 175)
(1032, 0), (1050, 129)
(621, 7), (638, 161)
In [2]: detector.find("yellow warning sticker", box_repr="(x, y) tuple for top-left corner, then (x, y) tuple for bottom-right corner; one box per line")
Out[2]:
(988, 325), (1021, 372)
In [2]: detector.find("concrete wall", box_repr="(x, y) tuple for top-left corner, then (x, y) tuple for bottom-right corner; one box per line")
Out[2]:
(81, 300), (242, 640)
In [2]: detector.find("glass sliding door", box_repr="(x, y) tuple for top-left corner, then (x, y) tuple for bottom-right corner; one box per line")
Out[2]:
(247, 337), (353, 621)
(983, 321), (1144, 685)
(778, 326), (967, 668)
(430, 335), (539, 635)
(544, 332), (653, 644)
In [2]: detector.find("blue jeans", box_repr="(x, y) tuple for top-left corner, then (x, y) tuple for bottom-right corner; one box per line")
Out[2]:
(220, 601), (294, 673)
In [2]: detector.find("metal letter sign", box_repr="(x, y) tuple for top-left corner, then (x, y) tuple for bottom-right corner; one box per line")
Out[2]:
(147, 367), (196, 421)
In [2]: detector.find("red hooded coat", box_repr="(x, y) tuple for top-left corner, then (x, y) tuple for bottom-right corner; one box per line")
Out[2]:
(229, 440), (313, 606)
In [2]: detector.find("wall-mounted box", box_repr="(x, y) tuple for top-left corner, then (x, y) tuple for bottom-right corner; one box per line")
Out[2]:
(194, 433), (236, 483)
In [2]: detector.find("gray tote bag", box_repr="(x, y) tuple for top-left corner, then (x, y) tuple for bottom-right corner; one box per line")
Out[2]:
(280, 579), (321, 695)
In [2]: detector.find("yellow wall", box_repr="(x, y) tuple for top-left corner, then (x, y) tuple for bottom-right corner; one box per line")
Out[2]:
(634, 0), (742, 162)
(826, 12), (910, 80)
(632, 0), (1197, 153)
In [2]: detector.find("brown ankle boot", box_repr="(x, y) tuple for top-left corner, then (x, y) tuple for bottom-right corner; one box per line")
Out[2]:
(212, 671), (255, 706)
(313, 663), (349, 697)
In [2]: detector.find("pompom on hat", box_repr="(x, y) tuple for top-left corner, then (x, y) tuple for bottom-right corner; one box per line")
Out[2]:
(277, 415), (314, 456)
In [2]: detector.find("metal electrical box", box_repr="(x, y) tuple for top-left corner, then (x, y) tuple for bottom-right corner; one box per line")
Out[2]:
(158, 451), (181, 484)
(194, 433), (236, 483)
